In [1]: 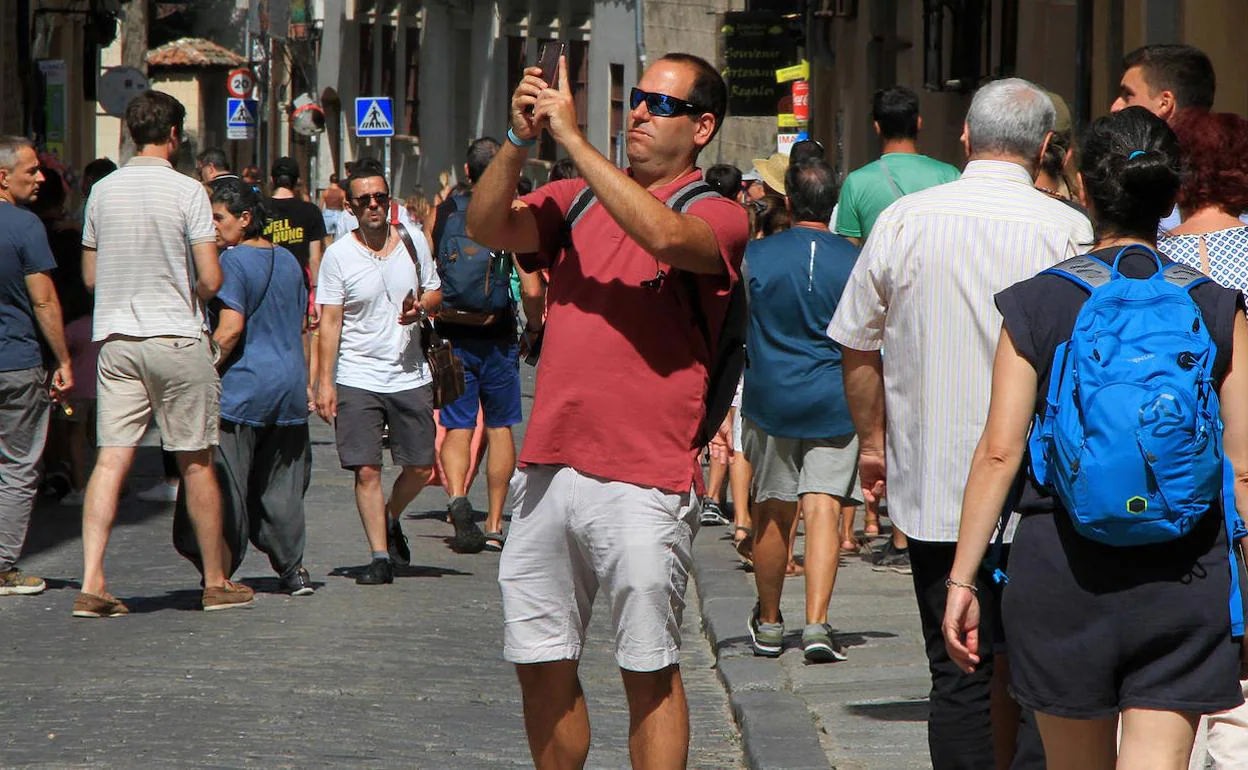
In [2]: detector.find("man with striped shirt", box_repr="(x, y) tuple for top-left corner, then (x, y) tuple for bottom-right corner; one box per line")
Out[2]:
(829, 79), (1093, 768)
(76, 91), (253, 617)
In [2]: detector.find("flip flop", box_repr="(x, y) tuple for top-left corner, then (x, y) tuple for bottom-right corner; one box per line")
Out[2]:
(484, 531), (505, 552)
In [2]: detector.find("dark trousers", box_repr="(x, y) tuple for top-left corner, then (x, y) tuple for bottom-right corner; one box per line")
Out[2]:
(173, 421), (311, 580)
(909, 538), (1044, 770)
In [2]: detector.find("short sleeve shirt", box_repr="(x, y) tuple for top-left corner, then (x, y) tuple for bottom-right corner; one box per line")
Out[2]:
(83, 157), (217, 341)
(742, 227), (858, 438)
(996, 246), (1243, 513)
(215, 244), (309, 426)
(264, 197), (327, 274)
(516, 170), (750, 494)
(317, 222), (440, 393)
(0, 203), (56, 371)
(835, 153), (960, 239)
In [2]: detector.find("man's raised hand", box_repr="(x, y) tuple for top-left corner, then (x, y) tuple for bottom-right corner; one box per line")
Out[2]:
(533, 57), (581, 146)
(510, 66), (546, 143)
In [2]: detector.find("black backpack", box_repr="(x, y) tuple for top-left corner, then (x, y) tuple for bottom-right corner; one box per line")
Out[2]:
(563, 180), (747, 448)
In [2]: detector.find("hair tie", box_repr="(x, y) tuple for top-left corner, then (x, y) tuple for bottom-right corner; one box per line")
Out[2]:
(1128, 150), (1146, 160)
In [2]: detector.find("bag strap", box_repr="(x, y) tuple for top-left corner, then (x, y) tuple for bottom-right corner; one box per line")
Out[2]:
(1222, 457), (1247, 638)
(395, 224), (424, 300)
(1043, 252), (1211, 294)
(878, 156), (904, 200)
(254, 245), (277, 314)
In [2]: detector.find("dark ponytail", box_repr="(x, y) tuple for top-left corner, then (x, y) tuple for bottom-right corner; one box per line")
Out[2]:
(1079, 106), (1180, 241)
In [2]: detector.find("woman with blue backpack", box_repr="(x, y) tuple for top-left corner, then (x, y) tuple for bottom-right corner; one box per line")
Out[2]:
(942, 105), (1248, 768)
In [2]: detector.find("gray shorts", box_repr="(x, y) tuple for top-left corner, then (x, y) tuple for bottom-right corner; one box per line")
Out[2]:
(498, 465), (700, 672)
(742, 416), (862, 504)
(334, 383), (435, 468)
(96, 335), (221, 451)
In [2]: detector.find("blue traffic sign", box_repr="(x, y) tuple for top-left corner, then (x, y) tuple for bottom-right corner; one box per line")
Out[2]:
(355, 97), (395, 137)
(226, 98), (258, 127)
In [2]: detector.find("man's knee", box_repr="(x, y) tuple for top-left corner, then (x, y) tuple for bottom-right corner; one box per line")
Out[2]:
(620, 664), (681, 705)
(400, 465), (433, 484)
(515, 659), (580, 695)
(354, 465), (383, 487)
(176, 448), (215, 476)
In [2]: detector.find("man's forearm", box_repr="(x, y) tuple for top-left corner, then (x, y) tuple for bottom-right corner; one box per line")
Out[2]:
(843, 348), (886, 450)
(466, 141), (529, 248)
(33, 301), (70, 366)
(317, 322), (341, 386)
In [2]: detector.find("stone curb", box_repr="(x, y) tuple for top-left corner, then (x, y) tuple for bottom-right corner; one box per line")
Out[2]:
(691, 530), (833, 770)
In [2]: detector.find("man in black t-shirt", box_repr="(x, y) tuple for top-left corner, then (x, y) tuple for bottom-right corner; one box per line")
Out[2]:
(265, 157), (327, 287)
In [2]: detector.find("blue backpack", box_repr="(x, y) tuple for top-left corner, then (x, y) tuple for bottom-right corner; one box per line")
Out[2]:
(1029, 246), (1222, 546)
(435, 193), (513, 316)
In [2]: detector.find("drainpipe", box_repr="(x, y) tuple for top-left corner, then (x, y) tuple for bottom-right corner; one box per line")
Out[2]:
(635, 0), (646, 76)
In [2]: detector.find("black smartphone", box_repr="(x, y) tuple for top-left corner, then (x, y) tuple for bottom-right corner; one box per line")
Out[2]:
(536, 41), (566, 89)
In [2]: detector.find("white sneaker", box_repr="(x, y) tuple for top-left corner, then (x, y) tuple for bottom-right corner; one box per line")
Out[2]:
(136, 481), (179, 502)
(59, 489), (85, 506)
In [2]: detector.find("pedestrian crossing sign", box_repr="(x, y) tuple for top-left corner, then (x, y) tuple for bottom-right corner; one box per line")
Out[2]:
(355, 97), (395, 137)
(226, 97), (258, 140)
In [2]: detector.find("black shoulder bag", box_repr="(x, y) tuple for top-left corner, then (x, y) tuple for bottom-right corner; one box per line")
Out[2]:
(395, 225), (465, 408)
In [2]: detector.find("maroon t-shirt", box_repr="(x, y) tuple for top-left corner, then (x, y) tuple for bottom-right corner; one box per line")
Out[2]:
(518, 170), (749, 493)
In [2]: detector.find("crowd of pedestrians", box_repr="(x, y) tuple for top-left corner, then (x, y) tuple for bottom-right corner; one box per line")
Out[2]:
(2, 37), (1248, 770)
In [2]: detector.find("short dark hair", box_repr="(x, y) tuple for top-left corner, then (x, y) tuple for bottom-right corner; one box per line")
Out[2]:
(197, 147), (229, 170)
(209, 177), (269, 240)
(83, 157), (117, 183)
(548, 157), (579, 183)
(658, 53), (728, 145)
(704, 164), (743, 198)
(270, 156), (300, 190)
(755, 194), (790, 238)
(1080, 106), (1180, 241)
(346, 157), (388, 199)
(516, 177), (534, 196)
(466, 137), (501, 184)
(784, 159), (839, 223)
(1123, 44), (1216, 110)
(872, 86), (921, 140)
(125, 91), (186, 148)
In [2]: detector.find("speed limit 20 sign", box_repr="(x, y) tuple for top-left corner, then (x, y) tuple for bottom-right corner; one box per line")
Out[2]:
(227, 68), (255, 98)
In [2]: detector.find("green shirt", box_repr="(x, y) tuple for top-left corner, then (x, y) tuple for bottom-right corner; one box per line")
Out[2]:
(835, 153), (960, 239)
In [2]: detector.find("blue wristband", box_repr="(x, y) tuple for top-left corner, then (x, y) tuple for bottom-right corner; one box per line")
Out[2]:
(507, 127), (536, 148)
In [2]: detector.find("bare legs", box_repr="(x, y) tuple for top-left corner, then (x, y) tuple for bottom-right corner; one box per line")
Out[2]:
(441, 425), (516, 534)
(516, 660), (689, 770)
(1035, 709), (1198, 770)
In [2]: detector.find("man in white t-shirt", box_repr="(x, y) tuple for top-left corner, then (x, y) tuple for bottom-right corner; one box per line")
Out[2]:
(315, 161), (442, 585)
(77, 91), (253, 617)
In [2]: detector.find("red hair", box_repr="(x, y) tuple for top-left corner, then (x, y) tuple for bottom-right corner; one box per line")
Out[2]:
(1171, 109), (1248, 215)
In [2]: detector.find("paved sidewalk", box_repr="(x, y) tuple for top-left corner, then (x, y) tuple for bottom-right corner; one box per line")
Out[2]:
(692, 518), (933, 769)
(0, 380), (743, 768)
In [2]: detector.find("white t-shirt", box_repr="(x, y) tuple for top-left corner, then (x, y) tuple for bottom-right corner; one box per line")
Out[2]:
(317, 223), (440, 393)
(83, 157), (217, 341)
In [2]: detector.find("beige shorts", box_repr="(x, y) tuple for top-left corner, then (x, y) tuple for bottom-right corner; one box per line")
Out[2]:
(96, 335), (221, 451)
(742, 417), (862, 505)
(498, 465), (700, 672)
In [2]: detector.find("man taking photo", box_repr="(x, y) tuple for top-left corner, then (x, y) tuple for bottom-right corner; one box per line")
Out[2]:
(467, 53), (748, 769)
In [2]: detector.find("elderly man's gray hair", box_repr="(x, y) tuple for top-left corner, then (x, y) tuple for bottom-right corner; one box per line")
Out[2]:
(0, 136), (35, 172)
(965, 79), (1056, 161)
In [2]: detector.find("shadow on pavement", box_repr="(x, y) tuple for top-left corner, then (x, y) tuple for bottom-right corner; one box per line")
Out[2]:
(327, 564), (472, 579)
(845, 697), (929, 722)
(241, 576), (327, 594)
(125, 589), (204, 613)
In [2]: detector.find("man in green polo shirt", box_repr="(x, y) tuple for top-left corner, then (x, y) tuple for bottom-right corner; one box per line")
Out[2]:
(836, 85), (960, 246)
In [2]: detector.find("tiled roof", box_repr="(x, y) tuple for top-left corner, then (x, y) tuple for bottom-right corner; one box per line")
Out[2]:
(146, 38), (246, 69)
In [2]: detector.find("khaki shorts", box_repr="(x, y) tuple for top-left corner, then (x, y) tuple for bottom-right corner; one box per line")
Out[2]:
(96, 335), (221, 451)
(498, 465), (700, 672)
(742, 416), (862, 504)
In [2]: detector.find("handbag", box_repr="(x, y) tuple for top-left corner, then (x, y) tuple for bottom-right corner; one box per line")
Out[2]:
(395, 223), (465, 408)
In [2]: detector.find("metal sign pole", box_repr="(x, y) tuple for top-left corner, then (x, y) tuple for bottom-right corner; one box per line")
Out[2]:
(384, 136), (392, 193)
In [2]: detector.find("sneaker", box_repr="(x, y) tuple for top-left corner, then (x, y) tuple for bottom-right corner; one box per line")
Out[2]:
(202, 580), (256, 611)
(279, 566), (315, 597)
(448, 497), (486, 554)
(387, 517), (411, 567)
(699, 498), (730, 526)
(136, 481), (179, 503)
(58, 488), (85, 506)
(71, 591), (129, 617)
(802, 623), (848, 663)
(748, 602), (785, 657)
(0, 568), (47, 596)
(356, 557), (394, 585)
(872, 541), (912, 575)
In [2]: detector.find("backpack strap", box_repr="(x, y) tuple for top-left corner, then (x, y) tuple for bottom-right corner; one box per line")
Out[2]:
(565, 186), (597, 231)
(1040, 255), (1112, 292)
(1161, 262), (1212, 292)
(563, 179), (719, 235)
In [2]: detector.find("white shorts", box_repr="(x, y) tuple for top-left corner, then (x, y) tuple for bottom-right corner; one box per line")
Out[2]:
(498, 465), (700, 672)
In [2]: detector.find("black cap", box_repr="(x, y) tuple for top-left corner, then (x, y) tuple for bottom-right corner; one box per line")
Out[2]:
(271, 156), (300, 182)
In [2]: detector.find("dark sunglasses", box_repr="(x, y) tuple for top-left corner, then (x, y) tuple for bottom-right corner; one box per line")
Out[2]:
(630, 87), (707, 118)
(352, 192), (390, 208)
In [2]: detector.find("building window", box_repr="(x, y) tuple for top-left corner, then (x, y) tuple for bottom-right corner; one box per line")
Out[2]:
(609, 63), (624, 166)
(404, 26), (420, 136)
(568, 40), (589, 138)
(358, 23), (373, 95)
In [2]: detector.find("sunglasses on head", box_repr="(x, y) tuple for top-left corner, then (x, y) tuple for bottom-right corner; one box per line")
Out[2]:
(352, 192), (390, 208)
(630, 87), (707, 118)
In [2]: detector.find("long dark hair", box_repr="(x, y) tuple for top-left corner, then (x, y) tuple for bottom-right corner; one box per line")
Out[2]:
(1079, 106), (1180, 241)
